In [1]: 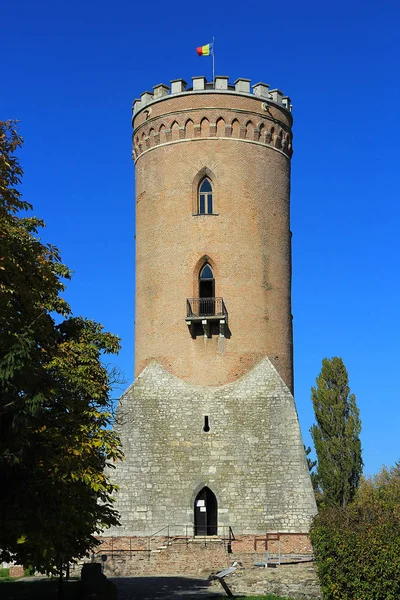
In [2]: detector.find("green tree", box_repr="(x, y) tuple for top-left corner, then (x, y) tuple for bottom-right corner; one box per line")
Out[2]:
(304, 445), (319, 497)
(0, 120), (123, 576)
(310, 357), (362, 507)
(311, 463), (400, 600)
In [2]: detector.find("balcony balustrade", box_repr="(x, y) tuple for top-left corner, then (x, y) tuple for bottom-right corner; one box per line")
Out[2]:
(186, 297), (228, 338)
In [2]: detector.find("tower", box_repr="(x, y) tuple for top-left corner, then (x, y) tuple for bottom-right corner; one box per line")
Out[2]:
(109, 76), (317, 539)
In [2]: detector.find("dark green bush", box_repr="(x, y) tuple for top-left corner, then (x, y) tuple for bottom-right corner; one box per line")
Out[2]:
(310, 465), (400, 600)
(0, 568), (10, 578)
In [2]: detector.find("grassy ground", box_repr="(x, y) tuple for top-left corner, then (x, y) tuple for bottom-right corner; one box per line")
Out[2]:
(0, 578), (80, 599)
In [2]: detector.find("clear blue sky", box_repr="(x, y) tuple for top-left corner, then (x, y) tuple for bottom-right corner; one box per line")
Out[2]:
(2, 0), (400, 476)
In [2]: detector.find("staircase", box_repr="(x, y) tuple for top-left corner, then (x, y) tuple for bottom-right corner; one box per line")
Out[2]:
(70, 526), (234, 578)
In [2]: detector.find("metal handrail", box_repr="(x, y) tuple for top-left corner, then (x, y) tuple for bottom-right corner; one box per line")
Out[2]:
(253, 532), (313, 567)
(95, 524), (236, 557)
(148, 524), (191, 553)
(186, 297), (227, 318)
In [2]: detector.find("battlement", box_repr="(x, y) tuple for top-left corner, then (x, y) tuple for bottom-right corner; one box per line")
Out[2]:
(133, 76), (292, 117)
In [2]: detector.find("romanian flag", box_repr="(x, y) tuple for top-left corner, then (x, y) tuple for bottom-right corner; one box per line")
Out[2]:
(196, 43), (213, 56)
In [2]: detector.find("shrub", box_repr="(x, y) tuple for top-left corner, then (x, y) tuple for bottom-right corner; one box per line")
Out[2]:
(310, 464), (400, 600)
(0, 568), (10, 578)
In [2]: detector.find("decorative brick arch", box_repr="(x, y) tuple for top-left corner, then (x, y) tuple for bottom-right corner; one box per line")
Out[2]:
(216, 117), (225, 137)
(200, 117), (210, 137)
(231, 118), (240, 138)
(245, 119), (254, 139)
(132, 109), (292, 160)
(158, 123), (166, 144)
(185, 118), (194, 138)
(171, 120), (179, 141)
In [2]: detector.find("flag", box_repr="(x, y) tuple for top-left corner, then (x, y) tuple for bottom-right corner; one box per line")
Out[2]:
(196, 43), (213, 57)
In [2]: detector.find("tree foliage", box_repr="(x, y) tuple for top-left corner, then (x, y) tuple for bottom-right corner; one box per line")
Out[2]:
(310, 357), (362, 508)
(304, 445), (320, 499)
(0, 120), (123, 573)
(310, 463), (400, 600)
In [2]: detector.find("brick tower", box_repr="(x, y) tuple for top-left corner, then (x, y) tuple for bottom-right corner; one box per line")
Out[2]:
(109, 76), (317, 539)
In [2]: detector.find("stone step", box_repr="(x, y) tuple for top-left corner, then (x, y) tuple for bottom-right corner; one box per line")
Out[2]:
(191, 537), (224, 544)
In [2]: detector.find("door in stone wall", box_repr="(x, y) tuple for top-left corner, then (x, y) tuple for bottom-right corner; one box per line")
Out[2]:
(194, 487), (217, 535)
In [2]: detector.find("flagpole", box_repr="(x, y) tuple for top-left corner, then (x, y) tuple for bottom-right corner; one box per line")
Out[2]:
(212, 37), (215, 86)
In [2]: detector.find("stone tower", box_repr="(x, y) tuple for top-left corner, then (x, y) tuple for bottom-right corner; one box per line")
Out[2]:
(109, 76), (317, 538)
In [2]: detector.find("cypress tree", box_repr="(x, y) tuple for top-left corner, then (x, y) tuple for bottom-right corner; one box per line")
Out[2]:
(310, 357), (362, 507)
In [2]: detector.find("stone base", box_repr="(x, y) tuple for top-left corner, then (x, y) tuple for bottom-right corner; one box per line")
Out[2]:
(108, 359), (317, 537)
(71, 533), (315, 577)
(71, 535), (321, 599)
(95, 532), (313, 558)
(210, 563), (322, 600)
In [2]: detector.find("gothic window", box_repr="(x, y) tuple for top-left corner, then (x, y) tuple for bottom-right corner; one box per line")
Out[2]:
(199, 264), (215, 315)
(199, 264), (214, 298)
(198, 178), (213, 215)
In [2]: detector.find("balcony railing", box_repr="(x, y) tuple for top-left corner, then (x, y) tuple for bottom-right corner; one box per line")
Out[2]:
(186, 297), (227, 320)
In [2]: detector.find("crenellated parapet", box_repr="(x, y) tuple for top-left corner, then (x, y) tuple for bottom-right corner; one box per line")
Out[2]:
(132, 76), (293, 162)
(133, 76), (292, 117)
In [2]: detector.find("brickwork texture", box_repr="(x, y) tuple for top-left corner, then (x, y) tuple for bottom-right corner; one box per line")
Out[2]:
(133, 87), (294, 390)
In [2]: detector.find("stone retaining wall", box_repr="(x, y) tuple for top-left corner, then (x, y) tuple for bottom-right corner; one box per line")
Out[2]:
(72, 545), (321, 600)
(96, 532), (312, 557)
(71, 533), (315, 582)
(210, 563), (322, 600)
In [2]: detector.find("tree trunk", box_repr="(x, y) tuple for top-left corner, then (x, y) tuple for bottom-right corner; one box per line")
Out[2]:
(57, 562), (65, 600)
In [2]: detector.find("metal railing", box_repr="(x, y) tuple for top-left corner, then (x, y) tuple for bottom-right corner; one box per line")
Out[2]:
(149, 524), (235, 551)
(186, 297), (227, 319)
(148, 524), (191, 553)
(253, 532), (314, 567)
(95, 536), (149, 558)
(221, 526), (235, 553)
(94, 524), (236, 558)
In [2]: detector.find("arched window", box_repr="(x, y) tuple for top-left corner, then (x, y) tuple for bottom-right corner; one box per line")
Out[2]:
(198, 178), (213, 215)
(199, 264), (215, 316)
(199, 264), (214, 298)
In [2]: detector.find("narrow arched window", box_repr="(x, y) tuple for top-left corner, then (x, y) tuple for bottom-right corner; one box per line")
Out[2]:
(199, 264), (215, 315)
(199, 264), (214, 298)
(198, 179), (213, 215)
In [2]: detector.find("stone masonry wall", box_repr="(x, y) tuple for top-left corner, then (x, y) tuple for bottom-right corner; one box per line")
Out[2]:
(107, 359), (317, 537)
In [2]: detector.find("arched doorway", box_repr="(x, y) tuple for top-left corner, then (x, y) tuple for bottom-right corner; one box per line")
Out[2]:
(194, 487), (218, 536)
(199, 264), (215, 316)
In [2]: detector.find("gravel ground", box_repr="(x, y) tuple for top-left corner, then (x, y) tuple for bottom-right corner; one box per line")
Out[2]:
(110, 576), (224, 600)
